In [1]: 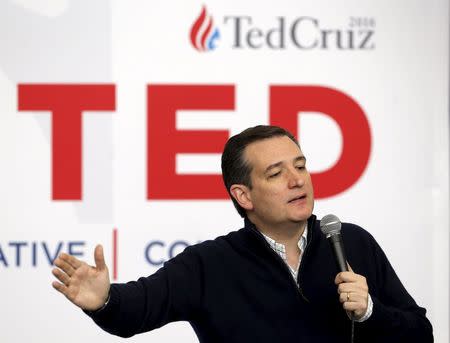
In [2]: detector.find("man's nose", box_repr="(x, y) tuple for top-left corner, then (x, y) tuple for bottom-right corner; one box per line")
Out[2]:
(287, 169), (305, 188)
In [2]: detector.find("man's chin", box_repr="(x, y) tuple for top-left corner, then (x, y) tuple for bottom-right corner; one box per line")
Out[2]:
(289, 209), (313, 223)
(288, 217), (310, 224)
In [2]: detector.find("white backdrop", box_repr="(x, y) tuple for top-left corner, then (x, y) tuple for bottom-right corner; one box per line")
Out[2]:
(0, 0), (448, 342)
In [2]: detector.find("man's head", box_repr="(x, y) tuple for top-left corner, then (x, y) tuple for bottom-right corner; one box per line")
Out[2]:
(221, 125), (314, 227)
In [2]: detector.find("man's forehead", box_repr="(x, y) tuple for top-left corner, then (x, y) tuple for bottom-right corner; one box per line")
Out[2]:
(244, 136), (303, 169)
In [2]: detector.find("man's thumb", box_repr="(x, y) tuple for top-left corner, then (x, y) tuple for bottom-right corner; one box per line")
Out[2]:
(94, 244), (107, 270)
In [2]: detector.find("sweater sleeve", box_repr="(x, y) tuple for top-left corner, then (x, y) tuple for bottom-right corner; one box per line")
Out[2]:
(84, 246), (204, 338)
(358, 236), (433, 342)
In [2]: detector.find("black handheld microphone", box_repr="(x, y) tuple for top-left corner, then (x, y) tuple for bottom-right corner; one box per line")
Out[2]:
(321, 214), (355, 340)
(320, 214), (348, 272)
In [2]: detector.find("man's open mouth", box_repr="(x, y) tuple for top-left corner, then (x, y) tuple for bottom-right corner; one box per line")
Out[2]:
(288, 194), (306, 203)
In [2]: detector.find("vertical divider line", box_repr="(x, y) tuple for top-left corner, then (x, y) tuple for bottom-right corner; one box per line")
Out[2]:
(113, 228), (118, 280)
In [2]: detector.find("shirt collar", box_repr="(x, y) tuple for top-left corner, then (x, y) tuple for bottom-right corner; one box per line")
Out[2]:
(261, 225), (308, 254)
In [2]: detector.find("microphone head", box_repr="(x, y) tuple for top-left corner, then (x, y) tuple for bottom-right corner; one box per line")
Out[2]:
(320, 214), (342, 238)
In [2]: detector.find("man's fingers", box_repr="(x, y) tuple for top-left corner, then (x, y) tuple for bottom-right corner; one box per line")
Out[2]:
(335, 266), (369, 318)
(335, 271), (353, 284)
(59, 252), (82, 269)
(52, 280), (69, 295)
(338, 282), (368, 295)
(337, 282), (357, 293)
(339, 291), (366, 304)
(94, 244), (106, 271)
(335, 271), (365, 284)
(54, 257), (75, 276)
(52, 280), (79, 303)
(52, 268), (70, 286)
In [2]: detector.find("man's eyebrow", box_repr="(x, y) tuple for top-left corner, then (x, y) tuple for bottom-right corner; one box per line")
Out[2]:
(294, 156), (306, 163)
(264, 155), (306, 173)
(265, 161), (283, 173)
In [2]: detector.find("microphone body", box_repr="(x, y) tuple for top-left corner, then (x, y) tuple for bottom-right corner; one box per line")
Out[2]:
(328, 234), (348, 272)
(321, 214), (356, 326)
(320, 214), (348, 272)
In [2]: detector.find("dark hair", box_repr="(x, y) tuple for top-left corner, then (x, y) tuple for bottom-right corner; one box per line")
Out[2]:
(221, 125), (299, 217)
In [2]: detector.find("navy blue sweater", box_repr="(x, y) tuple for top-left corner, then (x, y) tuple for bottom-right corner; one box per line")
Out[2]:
(88, 215), (433, 342)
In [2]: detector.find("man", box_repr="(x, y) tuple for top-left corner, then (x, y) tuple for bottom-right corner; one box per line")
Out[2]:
(52, 125), (433, 342)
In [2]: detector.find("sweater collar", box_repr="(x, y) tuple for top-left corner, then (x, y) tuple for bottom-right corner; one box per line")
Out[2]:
(243, 215), (317, 248)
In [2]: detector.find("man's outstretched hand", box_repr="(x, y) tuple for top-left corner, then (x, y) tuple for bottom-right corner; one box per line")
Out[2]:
(52, 245), (110, 312)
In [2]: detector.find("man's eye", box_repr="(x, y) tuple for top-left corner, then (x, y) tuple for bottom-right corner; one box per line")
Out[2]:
(269, 172), (280, 178)
(296, 165), (305, 170)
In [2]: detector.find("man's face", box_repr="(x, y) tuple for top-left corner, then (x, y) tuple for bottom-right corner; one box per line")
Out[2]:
(243, 135), (314, 228)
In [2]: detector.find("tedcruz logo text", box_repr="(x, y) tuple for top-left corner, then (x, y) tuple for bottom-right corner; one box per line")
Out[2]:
(190, 7), (375, 51)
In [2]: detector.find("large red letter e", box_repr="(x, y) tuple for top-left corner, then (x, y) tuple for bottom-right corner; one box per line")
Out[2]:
(148, 85), (233, 199)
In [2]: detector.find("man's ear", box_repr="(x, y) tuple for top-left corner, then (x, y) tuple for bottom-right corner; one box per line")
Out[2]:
(230, 184), (254, 211)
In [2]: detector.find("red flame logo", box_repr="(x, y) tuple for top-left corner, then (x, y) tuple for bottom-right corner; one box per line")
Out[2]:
(190, 6), (215, 51)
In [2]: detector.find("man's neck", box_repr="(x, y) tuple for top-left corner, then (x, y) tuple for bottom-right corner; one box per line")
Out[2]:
(249, 217), (307, 248)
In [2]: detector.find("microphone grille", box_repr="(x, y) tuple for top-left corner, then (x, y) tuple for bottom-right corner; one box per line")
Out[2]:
(320, 214), (342, 237)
